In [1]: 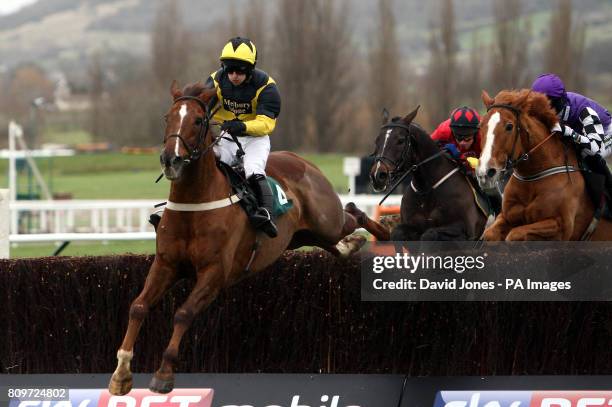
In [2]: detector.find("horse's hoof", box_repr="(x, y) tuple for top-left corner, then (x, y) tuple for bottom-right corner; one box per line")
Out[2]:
(108, 374), (133, 396)
(149, 373), (174, 394)
(344, 202), (358, 214)
(336, 234), (367, 257)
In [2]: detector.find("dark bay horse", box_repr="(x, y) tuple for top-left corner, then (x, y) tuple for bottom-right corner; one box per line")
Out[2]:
(368, 106), (488, 240)
(478, 89), (612, 240)
(108, 81), (389, 395)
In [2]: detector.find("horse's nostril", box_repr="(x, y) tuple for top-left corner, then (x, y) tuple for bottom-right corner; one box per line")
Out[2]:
(378, 172), (388, 180)
(171, 156), (182, 166)
(487, 168), (497, 178)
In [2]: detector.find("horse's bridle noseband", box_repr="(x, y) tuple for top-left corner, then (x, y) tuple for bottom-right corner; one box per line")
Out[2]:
(164, 95), (217, 163)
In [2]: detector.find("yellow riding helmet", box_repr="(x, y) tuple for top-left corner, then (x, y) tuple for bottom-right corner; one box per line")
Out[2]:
(219, 37), (257, 67)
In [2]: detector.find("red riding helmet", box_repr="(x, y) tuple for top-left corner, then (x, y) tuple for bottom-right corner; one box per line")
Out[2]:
(450, 106), (480, 140)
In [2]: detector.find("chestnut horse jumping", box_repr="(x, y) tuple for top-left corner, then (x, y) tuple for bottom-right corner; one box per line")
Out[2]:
(477, 89), (612, 240)
(108, 82), (389, 395)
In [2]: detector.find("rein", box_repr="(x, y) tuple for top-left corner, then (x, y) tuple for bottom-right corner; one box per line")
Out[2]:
(156, 95), (243, 212)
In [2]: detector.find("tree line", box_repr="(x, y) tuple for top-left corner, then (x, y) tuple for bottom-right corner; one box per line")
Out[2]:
(0, 0), (593, 153)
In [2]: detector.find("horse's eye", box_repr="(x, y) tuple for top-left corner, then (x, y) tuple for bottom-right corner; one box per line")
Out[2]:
(505, 123), (514, 132)
(195, 117), (203, 126)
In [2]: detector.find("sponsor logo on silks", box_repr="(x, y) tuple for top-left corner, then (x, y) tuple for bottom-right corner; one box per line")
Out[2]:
(433, 391), (612, 407)
(10, 389), (213, 407)
(223, 99), (252, 115)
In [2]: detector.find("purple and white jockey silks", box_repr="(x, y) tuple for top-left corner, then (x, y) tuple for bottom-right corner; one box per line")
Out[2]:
(532, 73), (612, 158)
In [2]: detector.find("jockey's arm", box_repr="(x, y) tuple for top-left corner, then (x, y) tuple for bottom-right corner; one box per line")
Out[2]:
(554, 107), (609, 157)
(244, 83), (281, 136)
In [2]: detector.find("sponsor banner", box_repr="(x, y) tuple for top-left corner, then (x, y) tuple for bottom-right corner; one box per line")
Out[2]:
(1, 375), (611, 407)
(6, 389), (213, 407)
(360, 242), (612, 301)
(433, 391), (612, 407)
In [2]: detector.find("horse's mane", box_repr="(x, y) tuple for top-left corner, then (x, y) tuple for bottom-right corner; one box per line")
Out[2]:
(182, 82), (209, 97)
(492, 89), (558, 130)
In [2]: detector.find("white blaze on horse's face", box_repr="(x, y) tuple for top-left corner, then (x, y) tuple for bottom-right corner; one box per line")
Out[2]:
(374, 129), (393, 175)
(477, 112), (501, 188)
(174, 103), (188, 156)
(372, 128), (393, 192)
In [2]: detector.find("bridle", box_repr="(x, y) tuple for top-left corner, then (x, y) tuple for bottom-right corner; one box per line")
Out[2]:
(373, 121), (449, 204)
(373, 122), (413, 176)
(486, 103), (555, 171)
(486, 103), (575, 182)
(164, 96), (218, 163)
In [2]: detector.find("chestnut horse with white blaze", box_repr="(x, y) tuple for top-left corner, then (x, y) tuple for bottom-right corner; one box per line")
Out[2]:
(477, 89), (612, 240)
(108, 81), (389, 395)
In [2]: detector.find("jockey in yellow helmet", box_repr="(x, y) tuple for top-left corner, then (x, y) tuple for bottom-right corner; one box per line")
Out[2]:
(205, 37), (281, 238)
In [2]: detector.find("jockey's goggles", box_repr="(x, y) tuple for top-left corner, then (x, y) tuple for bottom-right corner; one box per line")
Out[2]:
(452, 127), (477, 141)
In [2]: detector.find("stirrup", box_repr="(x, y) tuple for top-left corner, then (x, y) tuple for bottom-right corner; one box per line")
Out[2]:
(250, 208), (277, 238)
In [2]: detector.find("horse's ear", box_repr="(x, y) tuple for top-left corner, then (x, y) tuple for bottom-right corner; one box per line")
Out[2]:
(481, 90), (494, 109)
(381, 108), (390, 125)
(170, 80), (182, 100)
(198, 88), (217, 103)
(403, 105), (420, 124)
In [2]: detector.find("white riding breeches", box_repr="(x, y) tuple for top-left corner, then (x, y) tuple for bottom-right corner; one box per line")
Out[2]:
(214, 132), (270, 178)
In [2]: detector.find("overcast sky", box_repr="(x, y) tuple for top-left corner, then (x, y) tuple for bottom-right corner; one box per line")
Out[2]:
(0, 0), (38, 16)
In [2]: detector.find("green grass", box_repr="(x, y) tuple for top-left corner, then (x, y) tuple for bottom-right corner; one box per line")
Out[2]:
(0, 152), (348, 199)
(43, 129), (93, 145)
(10, 240), (155, 258)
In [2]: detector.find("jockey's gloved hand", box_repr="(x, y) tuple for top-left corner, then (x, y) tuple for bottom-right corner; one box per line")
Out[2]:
(552, 122), (578, 141)
(221, 120), (247, 136)
(443, 143), (461, 159)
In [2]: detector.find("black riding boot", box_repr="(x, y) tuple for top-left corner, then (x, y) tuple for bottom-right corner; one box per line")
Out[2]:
(584, 155), (612, 200)
(487, 191), (502, 215)
(249, 174), (278, 238)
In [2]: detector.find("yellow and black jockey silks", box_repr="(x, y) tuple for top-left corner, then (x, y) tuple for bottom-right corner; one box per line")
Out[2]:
(206, 68), (281, 137)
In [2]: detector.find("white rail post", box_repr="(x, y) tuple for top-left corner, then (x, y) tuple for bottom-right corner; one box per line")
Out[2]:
(0, 189), (9, 259)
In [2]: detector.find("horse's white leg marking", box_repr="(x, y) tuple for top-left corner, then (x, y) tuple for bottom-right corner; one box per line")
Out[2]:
(175, 104), (188, 156)
(113, 349), (134, 375)
(477, 112), (501, 177)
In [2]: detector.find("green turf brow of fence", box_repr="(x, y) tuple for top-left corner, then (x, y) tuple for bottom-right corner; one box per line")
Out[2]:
(0, 252), (611, 374)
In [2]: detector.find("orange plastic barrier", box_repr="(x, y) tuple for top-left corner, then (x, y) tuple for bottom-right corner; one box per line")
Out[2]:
(371, 205), (401, 241)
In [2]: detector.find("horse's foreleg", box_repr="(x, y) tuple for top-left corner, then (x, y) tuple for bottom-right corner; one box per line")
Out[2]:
(505, 218), (562, 240)
(482, 214), (512, 241)
(344, 202), (391, 241)
(149, 267), (223, 394)
(108, 261), (177, 396)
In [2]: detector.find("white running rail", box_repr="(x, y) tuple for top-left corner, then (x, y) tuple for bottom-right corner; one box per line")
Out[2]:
(7, 195), (402, 244)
